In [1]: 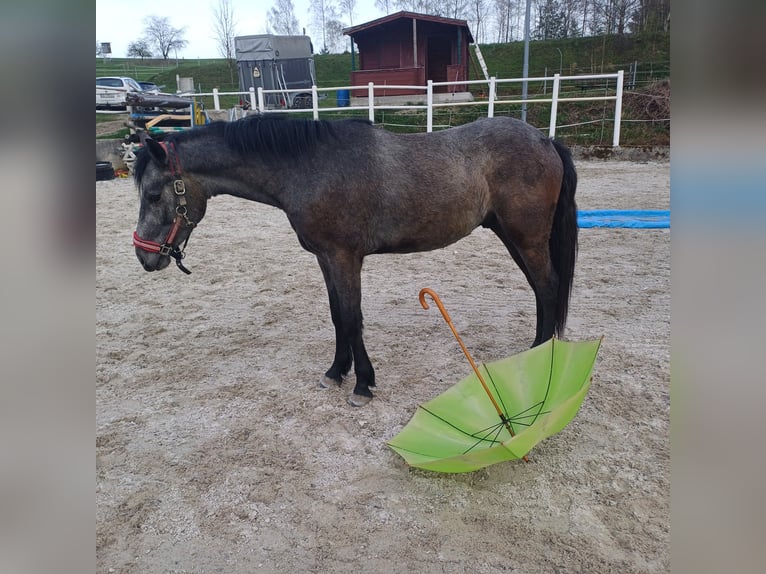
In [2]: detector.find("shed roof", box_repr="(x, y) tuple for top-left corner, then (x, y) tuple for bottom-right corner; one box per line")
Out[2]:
(343, 11), (474, 43)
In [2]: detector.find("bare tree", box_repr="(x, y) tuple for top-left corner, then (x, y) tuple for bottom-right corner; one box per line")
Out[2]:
(374, 0), (394, 14)
(268, 0), (300, 35)
(444, 0), (469, 19)
(127, 40), (153, 59)
(467, 0), (489, 43)
(338, 0), (357, 26)
(589, 0), (638, 35)
(393, 0), (446, 15)
(492, 0), (516, 43)
(326, 18), (348, 52)
(628, 0), (669, 33)
(142, 16), (188, 60)
(309, 0), (340, 52)
(561, 0), (582, 37)
(211, 0), (238, 62)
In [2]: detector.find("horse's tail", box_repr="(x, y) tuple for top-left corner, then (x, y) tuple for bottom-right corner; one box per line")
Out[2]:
(549, 139), (578, 337)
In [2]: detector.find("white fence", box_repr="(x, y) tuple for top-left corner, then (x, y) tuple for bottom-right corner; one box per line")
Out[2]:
(197, 70), (624, 147)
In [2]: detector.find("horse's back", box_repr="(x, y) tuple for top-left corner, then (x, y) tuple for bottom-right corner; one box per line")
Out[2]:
(316, 117), (565, 254)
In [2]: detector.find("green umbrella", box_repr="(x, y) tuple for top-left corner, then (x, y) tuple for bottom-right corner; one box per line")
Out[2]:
(387, 289), (602, 473)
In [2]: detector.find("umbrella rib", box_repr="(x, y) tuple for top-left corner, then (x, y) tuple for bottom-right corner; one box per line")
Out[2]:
(507, 402), (548, 424)
(463, 421), (507, 454)
(536, 339), (556, 424)
(509, 410), (552, 427)
(419, 406), (510, 445)
(483, 366), (513, 428)
(484, 366), (552, 430)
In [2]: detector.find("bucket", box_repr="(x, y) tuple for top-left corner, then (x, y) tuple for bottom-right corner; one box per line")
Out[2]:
(337, 89), (350, 107)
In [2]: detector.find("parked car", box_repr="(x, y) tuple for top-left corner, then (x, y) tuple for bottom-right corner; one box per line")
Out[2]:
(96, 76), (143, 109)
(138, 81), (163, 95)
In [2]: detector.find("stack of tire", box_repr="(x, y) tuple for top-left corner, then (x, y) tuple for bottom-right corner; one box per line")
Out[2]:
(96, 161), (115, 181)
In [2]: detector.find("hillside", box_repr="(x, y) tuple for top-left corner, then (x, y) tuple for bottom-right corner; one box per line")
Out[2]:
(96, 32), (669, 146)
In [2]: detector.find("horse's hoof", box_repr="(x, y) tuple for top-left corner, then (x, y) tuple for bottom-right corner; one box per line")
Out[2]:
(318, 376), (341, 389)
(347, 393), (373, 407)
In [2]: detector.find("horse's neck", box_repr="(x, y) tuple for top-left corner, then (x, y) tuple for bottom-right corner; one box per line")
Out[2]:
(189, 140), (290, 210)
(198, 165), (285, 210)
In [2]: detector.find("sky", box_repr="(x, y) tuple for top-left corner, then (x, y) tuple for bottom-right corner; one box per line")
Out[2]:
(96, 0), (386, 59)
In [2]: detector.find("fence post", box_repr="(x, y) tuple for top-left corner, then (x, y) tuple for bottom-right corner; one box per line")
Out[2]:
(368, 82), (375, 123)
(212, 88), (220, 111)
(427, 80), (433, 133)
(613, 70), (624, 148)
(311, 85), (319, 120)
(487, 77), (496, 119)
(252, 87), (260, 111)
(548, 73), (560, 139)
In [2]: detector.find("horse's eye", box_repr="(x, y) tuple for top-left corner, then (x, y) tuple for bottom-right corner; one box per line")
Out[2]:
(144, 190), (162, 203)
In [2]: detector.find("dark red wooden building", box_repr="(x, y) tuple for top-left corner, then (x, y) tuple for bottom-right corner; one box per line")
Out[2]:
(343, 11), (474, 98)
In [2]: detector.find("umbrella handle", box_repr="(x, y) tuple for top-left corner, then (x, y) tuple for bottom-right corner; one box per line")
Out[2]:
(419, 288), (484, 382)
(419, 288), (517, 439)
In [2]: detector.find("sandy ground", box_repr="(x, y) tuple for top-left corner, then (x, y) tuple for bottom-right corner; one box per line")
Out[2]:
(97, 159), (669, 573)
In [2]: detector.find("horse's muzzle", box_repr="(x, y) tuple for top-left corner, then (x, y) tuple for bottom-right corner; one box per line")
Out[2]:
(135, 249), (171, 272)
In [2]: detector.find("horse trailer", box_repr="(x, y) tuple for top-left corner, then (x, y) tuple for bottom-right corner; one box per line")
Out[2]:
(235, 34), (316, 109)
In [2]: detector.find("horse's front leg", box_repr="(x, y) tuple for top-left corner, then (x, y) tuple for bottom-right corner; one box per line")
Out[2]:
(317, 259), (352, 386)
(317, 254), (376, 406)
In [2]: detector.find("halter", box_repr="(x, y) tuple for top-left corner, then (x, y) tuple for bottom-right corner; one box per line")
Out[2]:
(132, 141), (196, 274)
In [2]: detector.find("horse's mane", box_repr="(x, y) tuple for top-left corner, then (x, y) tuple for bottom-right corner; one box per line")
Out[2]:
(222, 115), (345, 156)
(134, 116), (371, 187)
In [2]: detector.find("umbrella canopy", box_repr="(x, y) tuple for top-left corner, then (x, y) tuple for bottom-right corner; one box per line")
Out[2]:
(388, 298), (602, 473)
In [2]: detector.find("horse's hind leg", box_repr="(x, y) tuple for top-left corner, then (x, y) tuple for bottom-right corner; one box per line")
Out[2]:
(486, 215), (558, 347)
(316, 254), (376, 406)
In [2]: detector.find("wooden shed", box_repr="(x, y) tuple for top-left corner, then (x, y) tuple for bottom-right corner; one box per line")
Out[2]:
(343, 11), (474, 99)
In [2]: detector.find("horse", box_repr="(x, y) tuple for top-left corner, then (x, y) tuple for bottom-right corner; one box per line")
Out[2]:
(132, 115), (578, 406)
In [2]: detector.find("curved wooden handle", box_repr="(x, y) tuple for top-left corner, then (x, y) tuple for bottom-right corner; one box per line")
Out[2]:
(418, 288), (516, 439)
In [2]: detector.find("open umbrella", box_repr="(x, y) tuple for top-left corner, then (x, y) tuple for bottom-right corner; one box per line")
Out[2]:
(387, 288), (602, 473)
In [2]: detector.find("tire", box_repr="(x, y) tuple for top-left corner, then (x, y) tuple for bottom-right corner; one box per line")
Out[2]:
(291, 94), (312, 109)
(96, 161), (115, 181)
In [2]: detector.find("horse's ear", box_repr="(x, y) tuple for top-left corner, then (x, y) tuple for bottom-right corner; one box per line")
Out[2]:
(141, 134), (167, 166)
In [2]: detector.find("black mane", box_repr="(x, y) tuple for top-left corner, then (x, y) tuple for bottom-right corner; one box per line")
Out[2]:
(134, 116), (372, 188)
(223, 115), (343, 156)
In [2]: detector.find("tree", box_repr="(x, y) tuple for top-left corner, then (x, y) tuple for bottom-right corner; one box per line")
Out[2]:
(628, 0), (669, 34)
(560, 0), (583, 38)
(589, 0), (638, 35)
(326, 18), (348, 52)
(212, 0), (238, 62)
(127, 40), (153, 59)
(393, 1), (445, 15)
(142, 16), (188, 60)
(374, 0), (394, 14)
(309, 0), (340, 52)
(444, 0), (469, 20)
(468, 0), (489, 43)
(268, 0), (300, 35)
(338, 0), (357, 26)
(492, 0), (516, 43)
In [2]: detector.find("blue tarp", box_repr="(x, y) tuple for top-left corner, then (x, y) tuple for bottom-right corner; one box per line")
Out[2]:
(577, 209), (670, 228)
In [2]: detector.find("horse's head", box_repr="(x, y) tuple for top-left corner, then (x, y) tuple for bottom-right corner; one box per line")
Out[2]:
(133, 136), (207, 274)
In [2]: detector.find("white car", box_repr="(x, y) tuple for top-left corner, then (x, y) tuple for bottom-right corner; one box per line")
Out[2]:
(96, 76), (143, 109)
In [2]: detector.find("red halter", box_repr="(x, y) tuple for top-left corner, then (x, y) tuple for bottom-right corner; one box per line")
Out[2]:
(133, 142), (196, 274)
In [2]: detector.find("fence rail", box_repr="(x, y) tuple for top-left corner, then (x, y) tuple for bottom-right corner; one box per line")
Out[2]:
(183, 71), (625, 147)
